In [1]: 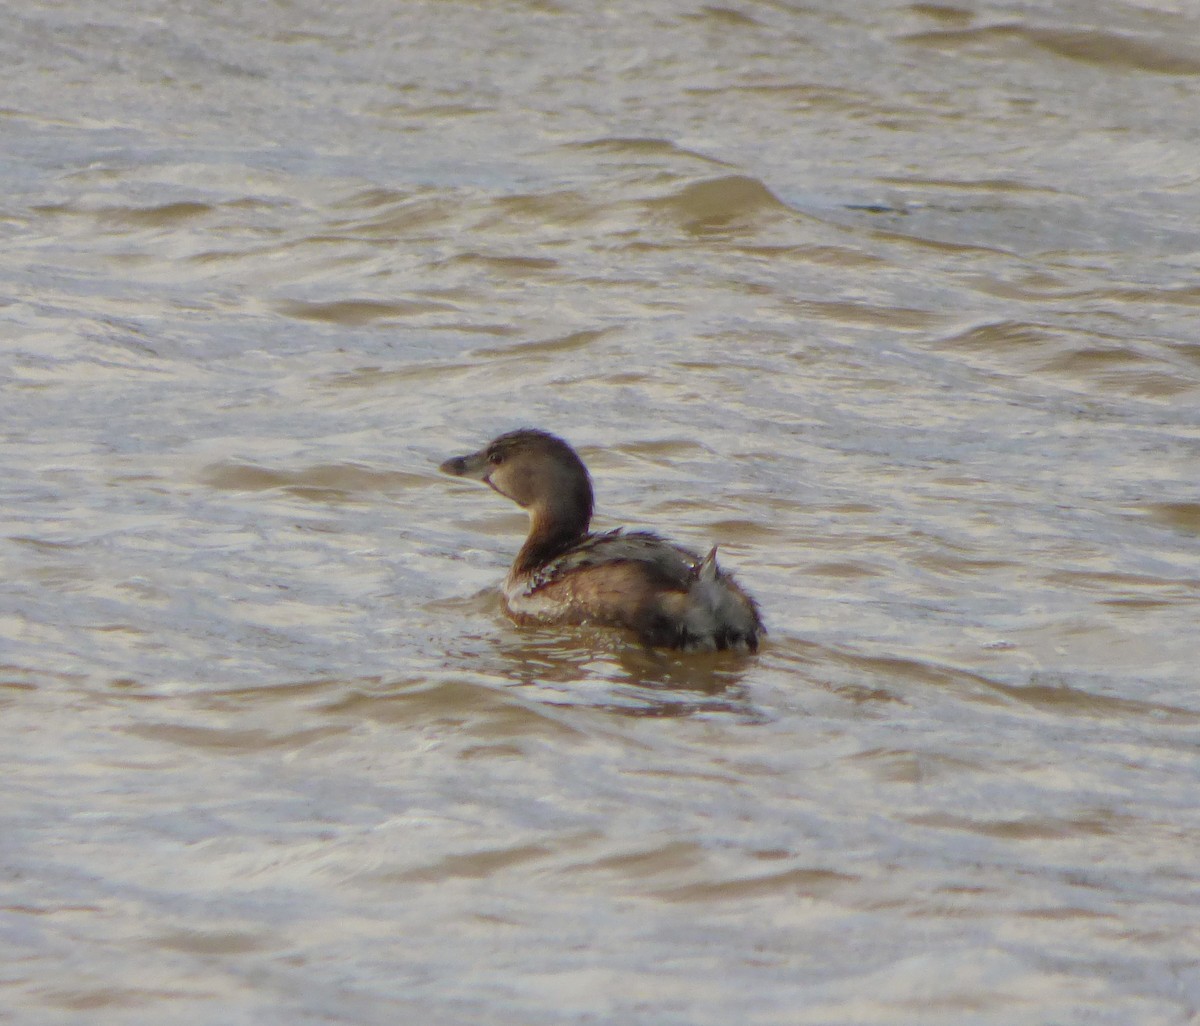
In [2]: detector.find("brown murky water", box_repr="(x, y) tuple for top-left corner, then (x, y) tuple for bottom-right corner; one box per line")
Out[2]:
(4, 1), (1200, 1022)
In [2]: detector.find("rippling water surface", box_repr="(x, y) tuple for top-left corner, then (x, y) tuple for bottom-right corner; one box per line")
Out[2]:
(4, 1), (1200, 1022)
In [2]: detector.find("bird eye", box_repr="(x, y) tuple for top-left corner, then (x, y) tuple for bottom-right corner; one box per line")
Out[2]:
(488, 451), (504, 465)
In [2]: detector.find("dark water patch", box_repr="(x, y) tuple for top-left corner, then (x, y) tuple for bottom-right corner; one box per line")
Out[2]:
(877, 175), (1062, 195)
(866, 225), (1015, 256)
(385, 842), (559, 884)
(1133, 502), (1200, 536)
(908, 4), (975, 27)
(1027, 27), (1200, 75)
(1017, 904), (1115, 921)
(654, 866), (856, 903)
(569, 136), (733, 167)
(687, 6), (764, 28)
(903, 23), (1200, 76)
(731, 242), (887, 267)
(689, 82), (873, 114)
(926, 320), (1198, 398)
(331, 187), (417, 209)
(1042, 568), (1200, 599)
(561, 839), (707, 880)
(474, 328), (611, 358)
(610, 437), (713, 463)
(848, 746), (984, 784)
(490, 189), (603, 221)
(325, 190), (458, 236)
(0, 664), (86, 691)
(988, 677), (1200, 723)
(199, 460), (420, 498)
(202, 676), (352, 706)
(427, 321), (520, 336)
(932, 320), (1064, 353)
(804, 560), (885, 580)
(790, 299), (943, 330)
(276, 298), (456, 325)
(43, 986), (205, 1013)
(432, 251), (560, 275)
(908, 809), (1132, 841)
(826, 651), (1006, 707)
(155, 927), (274, 955)
(843, 202), (906, 215)
(648, 175), (795, 235)
(319, 361), (477, 389)
(1036, 345), (1198, 399)
(33, 201), (214, 226)
(703, 518), (788, 544)
(317, 676), (594, 741)
(124, 721), (348, 752)
(372, 101), (496, 118)
(525, 642), (754, 701)
(1089, 284), (1200, 308)
(910, 552), (1018, 578)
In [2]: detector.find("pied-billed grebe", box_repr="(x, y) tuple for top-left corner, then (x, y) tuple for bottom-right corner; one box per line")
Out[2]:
(439, 429), (763, 651)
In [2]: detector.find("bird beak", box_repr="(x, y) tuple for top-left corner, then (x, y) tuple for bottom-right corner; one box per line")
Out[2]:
(438, 448), (490, 482)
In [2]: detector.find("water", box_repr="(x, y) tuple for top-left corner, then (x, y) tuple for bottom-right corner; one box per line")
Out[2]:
(3, 1), (1200, 1022)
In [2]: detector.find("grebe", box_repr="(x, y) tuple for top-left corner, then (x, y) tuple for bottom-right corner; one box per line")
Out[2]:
(439, 429), (763, 651)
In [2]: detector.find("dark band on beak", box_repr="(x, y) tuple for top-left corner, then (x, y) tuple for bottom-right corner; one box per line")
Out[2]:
(438, 450), (491, 481)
